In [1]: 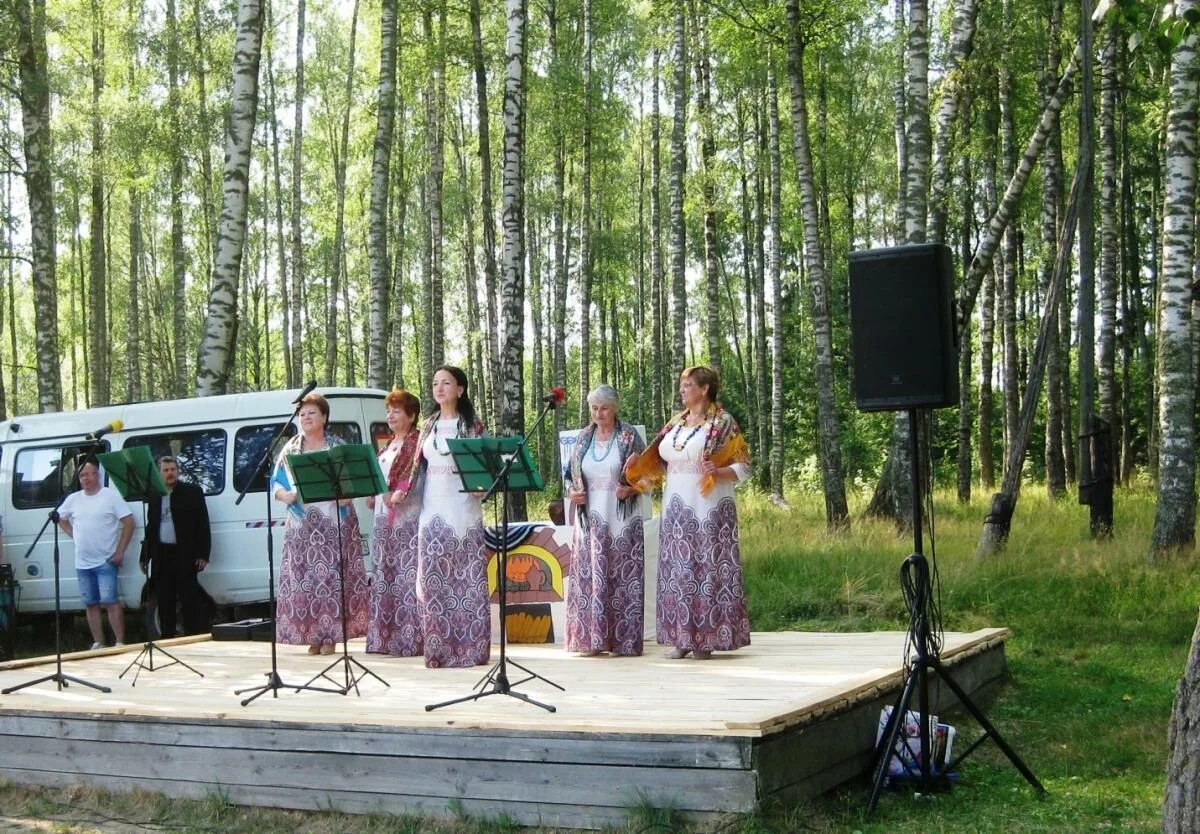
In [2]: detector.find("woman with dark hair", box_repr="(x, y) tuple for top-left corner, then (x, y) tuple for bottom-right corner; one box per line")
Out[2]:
(566, 384), (647, 656)
(272, 392), (369, 654)
(627, 366), (751, 660)
(400, 365), (490, 668)
(366, 388), (424, 656)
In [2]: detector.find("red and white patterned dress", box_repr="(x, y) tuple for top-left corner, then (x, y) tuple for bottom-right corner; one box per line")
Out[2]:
(367, 430), (422, 655)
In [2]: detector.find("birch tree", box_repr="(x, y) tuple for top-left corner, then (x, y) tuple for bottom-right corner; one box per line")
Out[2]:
(786, 0), (849, 529)
(289, 0), (307, 387)
(195, 0), (264, 396)
(692, 1), (721, 374)
(767, 60), (787, 507)
(499, 0), (528, 517)
(1097, 18), (1119, 469)
(15, 0), (62, 411)
(469, 0), (501, 424)
(1150, 0), (1198, 557)
(367, 0), (397, 388)
(668, 0), (688, 380)
(579, 0), (594, 421)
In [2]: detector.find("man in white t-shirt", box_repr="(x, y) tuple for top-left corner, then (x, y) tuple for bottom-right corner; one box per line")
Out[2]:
(57, 458), (134, 650)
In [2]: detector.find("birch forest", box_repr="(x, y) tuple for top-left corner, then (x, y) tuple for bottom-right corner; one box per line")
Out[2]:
(1, 0), (1197, 557)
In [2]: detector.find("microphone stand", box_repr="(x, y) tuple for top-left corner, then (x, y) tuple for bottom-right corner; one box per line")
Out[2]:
(235, 393), (342, 706)
(4, 438), (112, 695)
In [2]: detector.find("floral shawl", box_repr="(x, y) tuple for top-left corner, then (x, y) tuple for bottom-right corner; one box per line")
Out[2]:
(625, 404), (750, 497)
(382, 428), (421, 492)
(569, 420), (646, 525)
(394, 413), (487, 503)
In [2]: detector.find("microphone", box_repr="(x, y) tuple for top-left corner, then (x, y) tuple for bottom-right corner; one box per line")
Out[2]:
(543, 387), (567, 409)
(86, 419), (124, 440)
(292, 380), (318, 404)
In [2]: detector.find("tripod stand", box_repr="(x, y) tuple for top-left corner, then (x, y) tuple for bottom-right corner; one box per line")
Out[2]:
(4, 442), (111, 695)
(289, 443), (389, 695)
(96, 445), (203, 686)
(426, 401), (564, 713)
(867, 409), (1045, 814)
(235, 390), (343, 706)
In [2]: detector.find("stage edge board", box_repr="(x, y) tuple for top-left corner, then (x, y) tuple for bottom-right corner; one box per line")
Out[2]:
(0, 637), (1008, 829)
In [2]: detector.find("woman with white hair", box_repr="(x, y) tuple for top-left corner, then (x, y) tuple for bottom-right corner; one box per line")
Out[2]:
(566, 384), (647, 656)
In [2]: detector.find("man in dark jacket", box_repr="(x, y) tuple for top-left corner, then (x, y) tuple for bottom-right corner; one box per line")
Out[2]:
(143, 455), (212, 636)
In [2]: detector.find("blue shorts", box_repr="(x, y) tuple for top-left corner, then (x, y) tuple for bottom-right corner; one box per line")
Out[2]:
(77, 562), (120, 606)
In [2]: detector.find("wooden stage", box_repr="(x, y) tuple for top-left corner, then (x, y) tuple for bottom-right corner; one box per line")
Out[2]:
(0, 629), (1010, 828)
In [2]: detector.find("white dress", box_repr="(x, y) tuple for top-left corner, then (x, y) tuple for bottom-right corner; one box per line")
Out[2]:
(656, 421), (752, 652)
(415, 418), (490, 668)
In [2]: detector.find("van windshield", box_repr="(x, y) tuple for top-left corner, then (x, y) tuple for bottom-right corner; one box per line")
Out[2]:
(233, 422), (362, 493)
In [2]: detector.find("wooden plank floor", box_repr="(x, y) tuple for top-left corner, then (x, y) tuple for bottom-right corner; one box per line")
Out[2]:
(0, 629), (1010, 827)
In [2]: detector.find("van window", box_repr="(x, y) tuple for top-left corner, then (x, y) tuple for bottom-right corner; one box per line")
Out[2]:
(12, 443), (111, 508)
(233, 422), (362, 494)
(123, 430), (227, 496)
(370, 422), (391, 453)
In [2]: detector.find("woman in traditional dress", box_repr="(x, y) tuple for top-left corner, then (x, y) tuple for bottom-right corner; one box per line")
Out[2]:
(366, 388), (423, 656)
(627, 366), (751, 659)
(403, 365), (490, 668)
(566, 384), (646, 656)
(272, 392), (369, 654)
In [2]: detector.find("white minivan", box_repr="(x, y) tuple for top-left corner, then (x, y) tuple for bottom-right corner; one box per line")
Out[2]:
(0, 387), (388, 621)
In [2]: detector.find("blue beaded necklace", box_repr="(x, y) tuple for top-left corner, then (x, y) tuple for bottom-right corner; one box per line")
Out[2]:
(589, 430), (616, 462)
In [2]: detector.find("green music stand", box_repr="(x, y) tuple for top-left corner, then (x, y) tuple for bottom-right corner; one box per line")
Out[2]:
(426, 435), (562, 713)
(287, 444), (388, 695)
(98, 446), (203, 684)
(98, 446), (167, 503)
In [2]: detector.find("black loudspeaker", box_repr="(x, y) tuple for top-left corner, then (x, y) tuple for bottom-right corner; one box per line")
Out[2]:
(848, 243), (959, 411)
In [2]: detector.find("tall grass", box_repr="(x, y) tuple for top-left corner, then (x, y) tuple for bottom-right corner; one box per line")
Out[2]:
(738, 483), (1196, 832)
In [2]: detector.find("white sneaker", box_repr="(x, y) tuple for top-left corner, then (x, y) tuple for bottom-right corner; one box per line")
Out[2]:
(113, 642), (125, 648)
(89, 642), (104, 651)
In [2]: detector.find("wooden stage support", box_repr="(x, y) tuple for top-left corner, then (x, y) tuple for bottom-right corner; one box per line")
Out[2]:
(0, 629), (1010, 828)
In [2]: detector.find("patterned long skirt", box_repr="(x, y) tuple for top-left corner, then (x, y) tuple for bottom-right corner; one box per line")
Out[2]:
(417, 514), (491, 668)
(367, 510), (422, 655)
(567, 513), (644, 655)
(656, 494), (751, 652)
(276, 509), (369, 647)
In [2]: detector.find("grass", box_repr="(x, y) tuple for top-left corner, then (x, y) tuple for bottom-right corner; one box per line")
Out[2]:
(739, 484), (1192, 833)
(3, 483), (1193, 832)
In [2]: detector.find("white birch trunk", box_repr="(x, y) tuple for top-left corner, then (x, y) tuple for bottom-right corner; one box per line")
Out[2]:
(578, 0), (594, 421)
(367, 0), (397, 388)
(1150, 0), (1198, 557)
(786, 0), (849, 529)
(195, 0), (263, 396)
(767, 61), (787, 506)
(929, 0), (978, 243)
(289, 0), (306, 387)
(500, 0), (528, 515)
(668, 0), (688, 379)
